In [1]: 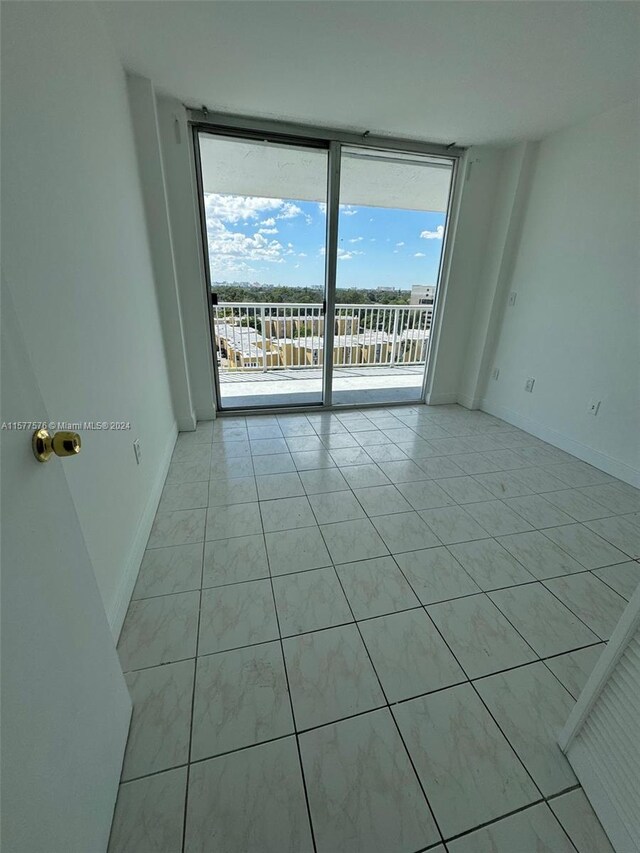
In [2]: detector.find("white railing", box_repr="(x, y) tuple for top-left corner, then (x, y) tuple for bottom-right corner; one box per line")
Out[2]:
(212, 301), (433, 372)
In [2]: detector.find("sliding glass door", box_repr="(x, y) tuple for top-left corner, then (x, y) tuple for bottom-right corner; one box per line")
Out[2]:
(194, 127), (457, 411)
(196, 131), (329, 409)
(332, 148), (453, 406)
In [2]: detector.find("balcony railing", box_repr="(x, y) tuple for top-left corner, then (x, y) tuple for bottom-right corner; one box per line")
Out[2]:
(212, 302), (433, 372)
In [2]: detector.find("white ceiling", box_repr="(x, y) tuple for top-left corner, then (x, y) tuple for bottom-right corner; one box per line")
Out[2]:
(98, 1), (639, 146)
(200, 136), (453, 210)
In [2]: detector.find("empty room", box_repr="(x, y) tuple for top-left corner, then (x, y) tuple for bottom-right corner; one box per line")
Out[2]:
(2, 1), (639, 852)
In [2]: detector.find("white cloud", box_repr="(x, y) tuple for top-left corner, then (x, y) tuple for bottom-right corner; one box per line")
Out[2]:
(258, 226), (279, 235)
(420, 225), (445, 240)
(396, 241), (405, 247)
(349, 237), (364, 243)
(318, 202), (327, 214)
(206, 193), (283, 224)
(414, 252), (426, 257)
(337, 248), (364, 261)
(261, 217), (276, 227)
(298, 252), (307, 258)
(278, 202), (303, 220)
(340, 205), (358, 216)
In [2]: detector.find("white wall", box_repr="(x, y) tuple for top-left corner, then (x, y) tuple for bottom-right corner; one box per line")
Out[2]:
(1, 2), (177, 632)
(479, 100), (640, 485)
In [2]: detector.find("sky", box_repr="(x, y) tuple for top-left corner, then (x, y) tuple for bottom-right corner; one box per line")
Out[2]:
(205, 192), (446, 290)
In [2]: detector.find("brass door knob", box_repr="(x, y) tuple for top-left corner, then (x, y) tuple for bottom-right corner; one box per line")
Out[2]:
(32, 429), (81, 463)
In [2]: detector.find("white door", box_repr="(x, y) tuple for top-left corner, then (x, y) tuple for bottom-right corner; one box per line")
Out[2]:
(1, 280), (132, 853)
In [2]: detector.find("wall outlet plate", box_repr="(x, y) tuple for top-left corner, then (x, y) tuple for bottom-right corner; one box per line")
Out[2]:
(524, 377), (535, 393)
(588, 400), (601, 416)
(508, 291), (517, 307)
(133, 438), (142, 465)
(492, 367), (500, 381)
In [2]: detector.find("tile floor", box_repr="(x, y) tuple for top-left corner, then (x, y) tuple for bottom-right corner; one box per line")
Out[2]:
(109, 404), (640, 852)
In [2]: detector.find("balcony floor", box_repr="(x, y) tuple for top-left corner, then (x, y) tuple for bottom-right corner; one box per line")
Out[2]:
(218, 364), (425, 408)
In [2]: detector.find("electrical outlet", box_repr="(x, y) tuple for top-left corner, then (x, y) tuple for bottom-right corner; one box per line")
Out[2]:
(588, 400), (601, 416)
(492, 367), (500, 381)
(508, 291), (517, 307)
(133, 438), (142, 465)
(524, 377), (535, 393)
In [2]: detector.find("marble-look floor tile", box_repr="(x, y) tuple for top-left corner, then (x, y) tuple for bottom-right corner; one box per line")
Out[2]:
(376, 459), (430, 483)
(340, 463), (391, 489)
(579, 483), (640, 515)
(184, 737), (313, 853)
(166, 459), (210, 485)
(329, 446), (373, 466)
(265, 526), (331, 575)
(446, 452), (500, 475)
(133, 543), (203, 599)
(364, 443), (408, 463)
(158, 481), (208, 512)
(359, 608), (464, 701)
(489, 583), (599, 657)
(428, 436), (474, 456)
(481, 448), (531, 470)
(251, 452), (295, 476)
(278, 419), (315, 438)
(147, 509), (206, 549)
(371, 511), (440, 553)
(396, 438), (437, 460)
(417, 456), (465, 479)
(292, 449), (336, 471)
(473, 471), (533, 498)
(250, 437), (289, 456)
(394, 684), (538, 839)
(593, 561), (640, 600)
(447, 803), (574, 853)
(320, 517), (388, 563)
(308, 490), (365, 524)
(118, 591), (199, 672)
(300, 709), (440, 853)
(497, 530), (584, 579)
(419, 505), (489, 545)
(549, 788), (615, 853)
(395, 479), (455, 511)
(198, 579), (278, 655)
(435, 476), (496, 505)
(463, 500), (532, 536)
(211, 440), (250, 460)
(336, 555), (420, 619)
(448, 538), (534, 590)
(202, 534), (269, 587)
(475, 662), (576, 796)
(259, 495), (316, 533)
(510, 465), (568, 493)
(544, 644), (604, 699)
(208, 476), (257, 507)
(285, 434), (324, 453)
(247, 424), (284, 440)
(503, 494), (574, 528)
(428, 593), (536, 678)
(211, 455), (254, 479)
(550, 461), (614, 488)
(320, 432), (360, 450)
(299, 467), (349, 494)
(122, 660), (194, 780)
(542, 488), (613, 522)
(394, 546), (481, 604)
(273, 567), (353, 636)
(543, 573), (627, 639)
(283, 624), (385, 729)
(584, 514), (640, 559)
(108, 767), (187, 853)
(211, 426), (247, 443)
(191, 642), (293, 761)
(543, 523), (629, 568)
(353, 484), (413, 516)
(255, 472), (304, 501)
(205, 501), (262, 540)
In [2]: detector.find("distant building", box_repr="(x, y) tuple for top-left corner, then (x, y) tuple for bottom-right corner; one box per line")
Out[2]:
(410, 285), (436, 306)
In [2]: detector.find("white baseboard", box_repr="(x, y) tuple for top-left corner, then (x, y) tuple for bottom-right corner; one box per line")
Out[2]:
(109, 422), (178, 639)
(177, 415), (197, 431)
(425, 391), (459, 406)
(457, 393), (482, 411)
(480, 399), (640, 488)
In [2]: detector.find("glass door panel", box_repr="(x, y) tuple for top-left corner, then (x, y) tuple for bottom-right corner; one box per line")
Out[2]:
(333, 147), (453, 406)
(197, 132), (329, 409)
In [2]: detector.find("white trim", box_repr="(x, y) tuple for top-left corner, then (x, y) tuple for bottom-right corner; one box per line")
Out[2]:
(565, 743), (637, 853)
(425, 390), (459, 406)
(109, 422), (178, 639)
(457, 393), (482, 410)
(480, 399), (640, 488)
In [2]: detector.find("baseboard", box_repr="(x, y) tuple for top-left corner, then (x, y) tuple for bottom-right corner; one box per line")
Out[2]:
(480, 399), (640, 488)
(177, 414), (197, 431)
(457, 393), (482, 411)
(109, 422), (178, 639)
(425, 391), (459, 406)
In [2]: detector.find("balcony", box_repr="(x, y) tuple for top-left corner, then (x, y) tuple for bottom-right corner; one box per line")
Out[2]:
(213, 301), (433, 407)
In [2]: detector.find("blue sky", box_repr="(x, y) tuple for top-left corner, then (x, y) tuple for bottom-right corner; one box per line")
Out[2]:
(205, 193), (446, 290)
